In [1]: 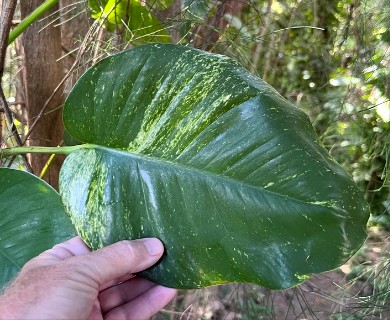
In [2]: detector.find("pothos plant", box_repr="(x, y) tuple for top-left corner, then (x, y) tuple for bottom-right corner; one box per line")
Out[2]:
(0, 43), (369, 290)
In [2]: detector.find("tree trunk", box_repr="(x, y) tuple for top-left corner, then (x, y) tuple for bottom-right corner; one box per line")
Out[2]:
(20, 0), (64, 188)
(192, 0), (245, 51)
(59, 0), (90, 88)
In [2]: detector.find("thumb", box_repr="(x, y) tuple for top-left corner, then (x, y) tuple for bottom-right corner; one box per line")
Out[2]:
(70, 238), (164, 286)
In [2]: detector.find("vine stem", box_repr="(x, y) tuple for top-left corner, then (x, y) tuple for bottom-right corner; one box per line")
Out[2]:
(0, 144), (92, 157)
(8, 0), (59, 45)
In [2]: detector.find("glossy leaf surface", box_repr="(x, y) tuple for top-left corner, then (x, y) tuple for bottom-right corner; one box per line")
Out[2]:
(0, 168), (75, 287)
(61, 44), (369, 289)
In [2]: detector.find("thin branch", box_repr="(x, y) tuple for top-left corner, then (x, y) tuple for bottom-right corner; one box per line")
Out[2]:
(250, 0), (273, 74)
(0, 0), (17, 73)
(0, 0), (33, 171)
(0, 0), (18, 129)
(0, 91), (20, 145)
(328, 100), (390, 124)
(0, 0), (32, 172)
(255, 26), (325, 40)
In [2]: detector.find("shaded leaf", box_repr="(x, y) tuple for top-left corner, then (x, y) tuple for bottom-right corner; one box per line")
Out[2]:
(0, 168), (75, 287)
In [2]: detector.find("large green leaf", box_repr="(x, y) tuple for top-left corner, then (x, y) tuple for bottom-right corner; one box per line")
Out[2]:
(0, 168), (75, 287)
(61, 43), (369, 289)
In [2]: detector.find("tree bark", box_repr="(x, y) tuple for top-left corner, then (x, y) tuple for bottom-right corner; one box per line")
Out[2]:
(20, 0), (64, 188)
(59, 0), (90, 88)
(192, 0), (245, 51)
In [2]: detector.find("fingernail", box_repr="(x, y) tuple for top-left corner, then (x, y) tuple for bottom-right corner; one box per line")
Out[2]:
(142, 238), (163, 256)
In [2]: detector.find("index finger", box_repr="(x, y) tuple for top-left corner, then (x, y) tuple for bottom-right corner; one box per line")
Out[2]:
(38, 236), (91, 262)
(68, 238), (164, 287)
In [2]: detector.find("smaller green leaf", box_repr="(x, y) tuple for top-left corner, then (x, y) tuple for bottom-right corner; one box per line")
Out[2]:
(0, 168), (75, 287)
(88, 0), (106, 19)
(102, 0), (129, 32)
(145, 0), (175, 10)
(125, 0), (171, 44)
(88, 0), (171, 43)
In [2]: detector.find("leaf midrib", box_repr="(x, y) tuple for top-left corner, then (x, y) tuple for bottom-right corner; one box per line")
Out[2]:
(76, 144), (340, 213)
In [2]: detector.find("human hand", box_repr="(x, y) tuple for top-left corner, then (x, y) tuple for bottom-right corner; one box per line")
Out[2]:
(0, 237), (176, 320)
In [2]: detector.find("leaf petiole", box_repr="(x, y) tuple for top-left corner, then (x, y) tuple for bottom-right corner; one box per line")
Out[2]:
(0, 144), (94, 157)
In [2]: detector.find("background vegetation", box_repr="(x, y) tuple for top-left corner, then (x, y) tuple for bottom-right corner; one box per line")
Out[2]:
(1, 0), (389, 318)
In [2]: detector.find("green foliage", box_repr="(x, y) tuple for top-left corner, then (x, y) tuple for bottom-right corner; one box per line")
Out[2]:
(0, 44), (370, 290)
(88, 0), (171, 43)
(144, 0), (175, 10)
(0, 168), (75, 287)
(206, 0), (390, 225)
(60, 44), (369, 289)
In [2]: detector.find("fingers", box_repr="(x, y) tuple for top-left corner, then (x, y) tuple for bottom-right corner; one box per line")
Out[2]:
(70, 238), (164, 287)
(99, 273), (135, 292)
(104, 285), (177, 320)
(99, 277), (156, 313)
(47, 237), (91, 260)
(22, 237), (91, 268)
(4, 237), (171, 320)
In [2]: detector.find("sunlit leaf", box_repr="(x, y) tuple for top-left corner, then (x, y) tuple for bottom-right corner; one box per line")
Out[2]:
(145, 0), (175, 10)
(88, 0), (171, 43)
(61, 44), (369, 289)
